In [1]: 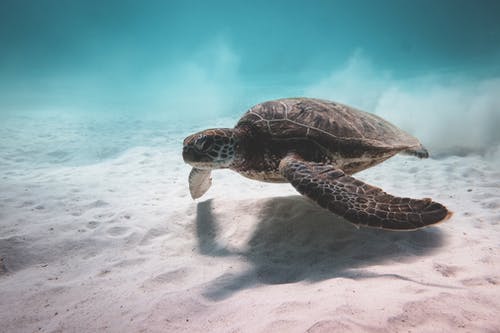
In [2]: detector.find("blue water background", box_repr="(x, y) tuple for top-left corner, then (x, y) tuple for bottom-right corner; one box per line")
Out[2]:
(1, 0), (500, 166)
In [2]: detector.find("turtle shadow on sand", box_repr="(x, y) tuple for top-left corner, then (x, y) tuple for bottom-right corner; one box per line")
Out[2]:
(195, 196), (447, 301)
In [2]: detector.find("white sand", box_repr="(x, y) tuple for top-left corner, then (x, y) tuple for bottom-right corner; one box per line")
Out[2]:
(1, 117), (500, 332)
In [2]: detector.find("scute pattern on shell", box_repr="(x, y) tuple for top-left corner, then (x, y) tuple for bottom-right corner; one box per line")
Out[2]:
(237, 98), (422, 152)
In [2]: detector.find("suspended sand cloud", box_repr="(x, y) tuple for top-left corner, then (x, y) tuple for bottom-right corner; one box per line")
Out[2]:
(376, 77), (500, 157)
(303, 51), (392, 112)
(147, 38), (244, 122)
(303, 52), (500, 159)
(147, 43), (500, 165)
(144, 43), (500, 160)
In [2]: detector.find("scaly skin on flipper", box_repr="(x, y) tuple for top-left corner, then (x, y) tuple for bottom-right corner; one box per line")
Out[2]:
(279, 155), (452, 230)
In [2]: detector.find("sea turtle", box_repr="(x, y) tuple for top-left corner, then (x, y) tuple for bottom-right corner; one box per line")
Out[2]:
(182, 98), (451, 230)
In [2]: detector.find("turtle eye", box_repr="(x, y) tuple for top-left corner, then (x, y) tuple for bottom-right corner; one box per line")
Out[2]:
(195, 136), (213, 151)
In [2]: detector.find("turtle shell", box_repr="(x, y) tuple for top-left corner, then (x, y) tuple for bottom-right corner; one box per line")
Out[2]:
(236, 98), (423, 157)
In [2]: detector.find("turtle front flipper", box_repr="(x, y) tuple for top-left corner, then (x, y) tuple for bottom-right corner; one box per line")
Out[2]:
(189, 168), (212, 199)
(279, 155), (452, 230)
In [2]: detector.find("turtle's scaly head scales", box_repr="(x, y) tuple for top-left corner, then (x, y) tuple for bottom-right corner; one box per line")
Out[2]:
(182, 128), (237, 169)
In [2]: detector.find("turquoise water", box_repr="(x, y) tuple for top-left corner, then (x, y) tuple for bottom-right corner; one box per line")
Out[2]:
(1, 5), (500, 329)
(1, 0), (500, 165)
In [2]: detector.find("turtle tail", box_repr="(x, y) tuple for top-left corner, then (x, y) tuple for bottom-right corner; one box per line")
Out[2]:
(402, 144), (429, 159)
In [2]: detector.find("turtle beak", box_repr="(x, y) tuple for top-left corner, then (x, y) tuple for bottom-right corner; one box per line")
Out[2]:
(182, 145), (195, 163)
(182, 145), (212, 164)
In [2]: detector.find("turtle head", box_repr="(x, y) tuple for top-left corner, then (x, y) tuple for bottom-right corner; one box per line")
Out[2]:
(182, 128), (237, 169)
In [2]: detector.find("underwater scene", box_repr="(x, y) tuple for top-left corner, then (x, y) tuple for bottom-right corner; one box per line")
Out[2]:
(1, 1), (499, 332)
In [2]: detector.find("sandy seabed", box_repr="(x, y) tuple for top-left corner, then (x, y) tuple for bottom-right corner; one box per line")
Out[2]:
(1, 116), (499, 333)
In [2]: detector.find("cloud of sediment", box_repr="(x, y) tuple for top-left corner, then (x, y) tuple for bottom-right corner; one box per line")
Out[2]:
(304, 52), (500, 157)
(143, 38), (244, 122)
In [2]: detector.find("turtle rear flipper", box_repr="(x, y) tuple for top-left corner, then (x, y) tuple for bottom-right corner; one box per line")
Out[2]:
(279, 155), (452, 230)
(189, 168), (212, 199)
